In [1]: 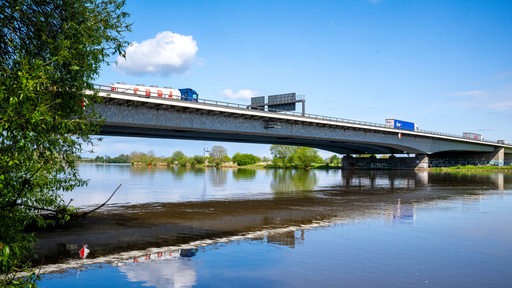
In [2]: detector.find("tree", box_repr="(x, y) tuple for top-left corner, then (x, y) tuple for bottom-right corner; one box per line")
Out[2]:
(269, 145), (323, 168)
(190, 155), (206, 167)
(209, 146), (228, 166)
(327, 154), (341, 167)
(232, 153), (261, 166)
(0, 0), (130, 283)
(111, 154), (130, 163)
(129, 151), (158, 166)
(169, 151), (188, 166)
(292, 147), (323, 169)
(270, 145), (295, 168)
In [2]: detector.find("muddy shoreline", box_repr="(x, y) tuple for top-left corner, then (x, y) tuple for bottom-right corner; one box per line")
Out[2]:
(33, 186), (473, 265)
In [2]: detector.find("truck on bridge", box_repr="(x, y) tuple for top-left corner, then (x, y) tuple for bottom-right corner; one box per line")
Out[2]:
(463, 132), (483, 141)
(385, 119), (416, 131)
(110, 82), (199, 102)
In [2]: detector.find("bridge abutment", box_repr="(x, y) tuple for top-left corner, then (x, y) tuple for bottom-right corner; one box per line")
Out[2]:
(491, 147), (505, 166)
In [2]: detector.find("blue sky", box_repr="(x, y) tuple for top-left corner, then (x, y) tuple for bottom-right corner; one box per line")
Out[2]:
(90, 0), (512, 159)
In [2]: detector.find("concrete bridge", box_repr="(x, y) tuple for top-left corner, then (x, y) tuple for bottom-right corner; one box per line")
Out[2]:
(91, 84), (512, 169)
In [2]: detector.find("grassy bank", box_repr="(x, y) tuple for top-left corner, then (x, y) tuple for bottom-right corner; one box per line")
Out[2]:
(430, 165), (512, 173)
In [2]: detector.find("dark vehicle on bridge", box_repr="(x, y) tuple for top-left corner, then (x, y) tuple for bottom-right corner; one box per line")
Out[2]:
(110, 82), (198, 102)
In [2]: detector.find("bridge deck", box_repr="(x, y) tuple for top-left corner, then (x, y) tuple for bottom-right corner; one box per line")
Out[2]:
(91, 84), (512, 158)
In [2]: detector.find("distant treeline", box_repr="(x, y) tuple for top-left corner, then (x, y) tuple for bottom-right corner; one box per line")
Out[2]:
(81, 145), (343, 169)
(81, 151), (210, 167)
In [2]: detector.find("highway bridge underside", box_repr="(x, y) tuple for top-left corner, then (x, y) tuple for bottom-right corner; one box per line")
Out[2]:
(96, 104), (417, 156)
(95, 101), (510, 169)
(100, 123), (425, 156)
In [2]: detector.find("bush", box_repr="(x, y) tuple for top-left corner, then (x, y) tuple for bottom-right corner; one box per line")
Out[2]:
(232, 153), (261, 166)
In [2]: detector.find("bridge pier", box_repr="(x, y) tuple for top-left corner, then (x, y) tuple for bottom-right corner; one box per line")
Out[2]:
(491, 147), (505, 166)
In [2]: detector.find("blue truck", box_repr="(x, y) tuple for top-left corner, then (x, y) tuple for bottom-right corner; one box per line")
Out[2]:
(385, 119), (416, 131)
(178, 88), (199, 102)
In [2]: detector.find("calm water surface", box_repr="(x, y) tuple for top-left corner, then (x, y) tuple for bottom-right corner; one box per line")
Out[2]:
(37, 164), (512, 287)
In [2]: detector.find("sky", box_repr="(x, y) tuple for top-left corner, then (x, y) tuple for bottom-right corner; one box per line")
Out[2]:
(89, 0), (512, 159)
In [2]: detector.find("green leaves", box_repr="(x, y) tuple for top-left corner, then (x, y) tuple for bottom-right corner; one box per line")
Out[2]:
(270, 145), (323, 169)
(232, 153), (261, 166)
(0, 0), (131, 282)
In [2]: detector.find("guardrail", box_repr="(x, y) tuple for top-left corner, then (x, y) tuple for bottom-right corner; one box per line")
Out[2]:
(93, 84), (505, 145)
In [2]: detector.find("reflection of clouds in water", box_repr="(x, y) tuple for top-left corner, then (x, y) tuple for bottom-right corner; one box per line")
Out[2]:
(119, 259), (196, 288)
(393, 199), (415, 224)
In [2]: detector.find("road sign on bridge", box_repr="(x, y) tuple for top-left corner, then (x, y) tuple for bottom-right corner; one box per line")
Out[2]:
(249, 93), (305, 115)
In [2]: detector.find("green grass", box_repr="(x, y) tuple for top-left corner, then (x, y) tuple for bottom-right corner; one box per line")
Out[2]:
(430, 165), (512, 172)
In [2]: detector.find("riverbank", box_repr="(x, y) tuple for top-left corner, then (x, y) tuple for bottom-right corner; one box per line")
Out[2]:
(430, 165), (512, 173)
(79, 161), (512, 172)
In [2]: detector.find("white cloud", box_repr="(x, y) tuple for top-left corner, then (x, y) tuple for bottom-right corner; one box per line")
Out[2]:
(116, 31), (198, 76)
(485, 100), (512, 111)
(222, 89), (258, 100)
(448, 85), (512, 111)
(449, 90), (489, 97)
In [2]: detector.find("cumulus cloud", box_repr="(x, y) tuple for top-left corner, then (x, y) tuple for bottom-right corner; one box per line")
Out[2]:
(116, 31), (198, 76)
(222, 89), (258, 100)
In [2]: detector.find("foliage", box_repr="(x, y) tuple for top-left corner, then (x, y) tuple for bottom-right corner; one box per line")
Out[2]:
(169, 151), (189, 166)
(0, 0), (131, 282)
(269, 145), (323, 169)
(326, 154), (341, 167)
(232, 153), (261, 166)
(0, 244), (39, 287)
(87, 154), (129, 163)
(209, 146), (229, 166)
(291, 147), (323, 169)
(87, 151), (208, 167)
(129, 151), (157, 166)
(269, 145), (296, 168)
(191, 155), (206, 167)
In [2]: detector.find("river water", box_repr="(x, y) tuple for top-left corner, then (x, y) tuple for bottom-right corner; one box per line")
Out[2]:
(37, 164), (512, 287)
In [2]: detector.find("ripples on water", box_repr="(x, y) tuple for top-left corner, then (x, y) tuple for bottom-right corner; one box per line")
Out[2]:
(37, 165), (512, 287)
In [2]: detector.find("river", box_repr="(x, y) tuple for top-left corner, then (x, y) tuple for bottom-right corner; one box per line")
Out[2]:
(37, 164), (512, 287)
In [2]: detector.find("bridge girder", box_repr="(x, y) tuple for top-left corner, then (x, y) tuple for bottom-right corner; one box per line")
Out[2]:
(93, 93), (511, 157)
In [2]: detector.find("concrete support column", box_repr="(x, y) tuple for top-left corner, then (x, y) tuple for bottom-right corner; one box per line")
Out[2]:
(490, 147), (505, 166)
(415, 154), (429, 169)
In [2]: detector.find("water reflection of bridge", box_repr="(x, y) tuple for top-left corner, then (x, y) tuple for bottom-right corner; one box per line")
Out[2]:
(341, 170), (428, 189)
(340, 170), (507, 191)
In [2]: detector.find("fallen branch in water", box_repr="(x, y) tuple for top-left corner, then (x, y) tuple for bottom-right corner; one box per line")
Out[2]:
(24, 184), (122, 231)
(78, 183), (122, 218)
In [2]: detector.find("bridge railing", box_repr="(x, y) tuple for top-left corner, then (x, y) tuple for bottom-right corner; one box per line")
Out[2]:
(93, 84), (501, 145)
